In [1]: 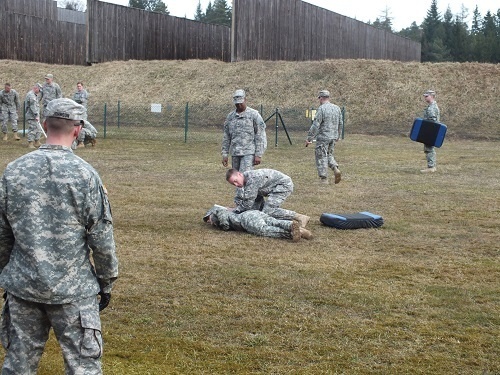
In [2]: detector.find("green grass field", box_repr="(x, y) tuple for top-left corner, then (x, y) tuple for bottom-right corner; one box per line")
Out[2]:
(0, 133), (498, 374)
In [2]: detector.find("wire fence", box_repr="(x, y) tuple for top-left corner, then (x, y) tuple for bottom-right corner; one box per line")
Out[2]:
(18, 102), (346, 145)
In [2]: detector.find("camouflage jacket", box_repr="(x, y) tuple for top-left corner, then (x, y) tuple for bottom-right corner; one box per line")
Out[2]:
(221, 106), (267, 158)
(24, 90), (40, 120)
(73, 89), (89, 108)
(0, 89), (20, 111)
(233, 169), (293, 213)
(307, 101), (342, 142)
(423, 101), (440, 122)
(41, 82), (62, 107)
(0, 145), (118, 304)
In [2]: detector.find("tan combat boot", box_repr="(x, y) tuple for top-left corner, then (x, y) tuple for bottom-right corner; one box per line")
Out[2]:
(2, 133), (7, 141)
(291, 221), (301, 243)
(77, 141), (85, 148)
(13, 132), (20, 141)
(33, 139), (41, 147)
(28, 142), (35, 149)
(299, 227), (313, 240)
(319, 177), (329, 185)
(90, 138), (97, 147)
(294, 213), (310, 228)
(420, 167), (436, 173)
(333, 166), (341, 184)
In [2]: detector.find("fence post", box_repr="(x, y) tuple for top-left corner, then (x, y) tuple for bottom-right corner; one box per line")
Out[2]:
(184, 102), (189, 143)
(103, 103), (107, 139)
(117, 101), (120, 128)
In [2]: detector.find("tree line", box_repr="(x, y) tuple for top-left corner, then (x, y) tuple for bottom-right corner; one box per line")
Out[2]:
(61, 0), (498, 63)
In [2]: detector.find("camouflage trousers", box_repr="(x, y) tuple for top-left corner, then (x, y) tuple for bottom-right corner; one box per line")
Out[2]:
(231, 154), (255, 173)
(0, 110), (18, 133)
(1, 293), (103, 375)
(315, 139), (338, 179)
(239, 210), (292, 239)
(261, 184), (296, 221)
(423, 144), (436, 168)
(26, 119), (42, 142)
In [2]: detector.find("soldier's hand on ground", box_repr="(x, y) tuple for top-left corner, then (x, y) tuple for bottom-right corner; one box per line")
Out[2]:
(305, 140), (312, 147)
(98, 290), (111, 311)
(254, 156), (261, 165)
(222, 157), (228, 167)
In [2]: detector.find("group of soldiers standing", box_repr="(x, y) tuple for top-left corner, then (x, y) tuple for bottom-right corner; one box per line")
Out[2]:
(1, 74), (97, 149)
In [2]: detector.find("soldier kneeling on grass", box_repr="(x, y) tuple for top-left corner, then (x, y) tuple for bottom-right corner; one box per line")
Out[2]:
(73, 120), (97, 149)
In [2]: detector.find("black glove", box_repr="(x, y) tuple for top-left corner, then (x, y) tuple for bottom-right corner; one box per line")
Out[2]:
(98, 291), (111, 311)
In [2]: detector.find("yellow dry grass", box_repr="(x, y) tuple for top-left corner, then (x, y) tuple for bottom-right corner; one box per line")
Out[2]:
(0, 58), (498, 374)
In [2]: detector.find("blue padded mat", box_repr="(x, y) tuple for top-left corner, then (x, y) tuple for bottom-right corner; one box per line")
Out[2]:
(320, 212), (384, 229)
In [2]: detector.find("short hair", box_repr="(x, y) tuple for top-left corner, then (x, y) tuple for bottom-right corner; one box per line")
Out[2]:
(226, 168), (239, 181)
(45, 117), (78, 135)
(77, 81), (84, 86)
(4, 83), (11, 87)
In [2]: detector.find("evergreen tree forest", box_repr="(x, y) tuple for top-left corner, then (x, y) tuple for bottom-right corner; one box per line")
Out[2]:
(194, 0), (499, 63)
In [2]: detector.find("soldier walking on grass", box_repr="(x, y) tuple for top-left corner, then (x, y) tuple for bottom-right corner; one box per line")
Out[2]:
(305, 90), (342, 185)
(221, 89), (267, 173)
(0, 83), (21, 141)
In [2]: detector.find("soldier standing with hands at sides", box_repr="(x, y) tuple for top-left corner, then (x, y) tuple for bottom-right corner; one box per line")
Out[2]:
(41, 73), (62, 121)
(0, 98), (118, 374)
(420, 90), (440, 173)
(305, 90), (343, 184)
(25, 83), (43, 149)
(0, 83), (21, 141)
(221, 89), (267, 173)
(73, 81), (89, 115)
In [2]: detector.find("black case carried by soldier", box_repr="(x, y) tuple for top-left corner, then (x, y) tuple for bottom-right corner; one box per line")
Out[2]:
(410, 118), (447, 147)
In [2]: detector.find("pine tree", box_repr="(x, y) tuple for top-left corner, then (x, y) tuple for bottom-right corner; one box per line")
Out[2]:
(128, 0), (169, 14)
(421, 0), (446, 61)
(194, 1), (205, 22)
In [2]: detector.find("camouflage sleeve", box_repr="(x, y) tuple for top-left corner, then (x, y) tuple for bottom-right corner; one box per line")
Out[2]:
(254, 112), (267, 157)
(221, 115), (232, 157)
(0, 177), (15, 273)
(14, 91), (20, 111)
(56, 84), (62, 99)
(234, 177), (260, 213)
(307, 107), (323, 141)
(86, 180), (118, 294)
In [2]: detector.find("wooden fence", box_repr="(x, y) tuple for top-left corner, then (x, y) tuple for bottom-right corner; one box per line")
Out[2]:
(0, 0), (420, 65)
(86, 0), (231, 63)
(232, 0), (421, 62)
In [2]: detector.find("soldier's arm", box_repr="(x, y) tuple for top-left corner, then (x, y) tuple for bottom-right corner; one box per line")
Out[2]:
(0, 180), (15, 273)
(14, 92), (20, 111)
(253, 113), (267, 158)
(221, 116), (232, 157)
(307, 108), (322, 142)
(86, 178), (118, 294)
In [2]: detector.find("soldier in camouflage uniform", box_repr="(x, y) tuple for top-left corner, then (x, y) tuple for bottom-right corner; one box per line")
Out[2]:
(0, 98), (118, 374)
(74, 120), (98, 149)
(421, 90), (440, 173)
(226, 168), (311, 227)
(25, 83), (43, 149)
(203, 206), (312, 241)
(221, 89), (267, 173)
(73, 81), (89, 120)
(0, 83), (21, 141)
(305, 90), (342, 184)
(40, 73), (62, 121)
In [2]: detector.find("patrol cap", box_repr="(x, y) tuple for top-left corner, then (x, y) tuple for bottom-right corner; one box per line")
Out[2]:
(44, 98), (86, 123)
(423, 90), (436, 97)
(35, 83), (42, 89)
(45, 73), (54, 79)
(233, 89), (246, 104)
(318, 90), (330, 98)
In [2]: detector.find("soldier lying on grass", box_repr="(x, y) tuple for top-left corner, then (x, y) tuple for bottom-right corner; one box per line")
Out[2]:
(203, 205), (312, 242)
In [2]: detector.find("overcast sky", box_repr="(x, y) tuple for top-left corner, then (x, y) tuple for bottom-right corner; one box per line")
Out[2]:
(96, 0), (499, 31)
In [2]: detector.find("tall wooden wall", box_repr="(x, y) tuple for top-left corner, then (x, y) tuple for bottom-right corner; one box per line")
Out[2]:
(232, 0), (421, 62)
(86, 0), (231, 63)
